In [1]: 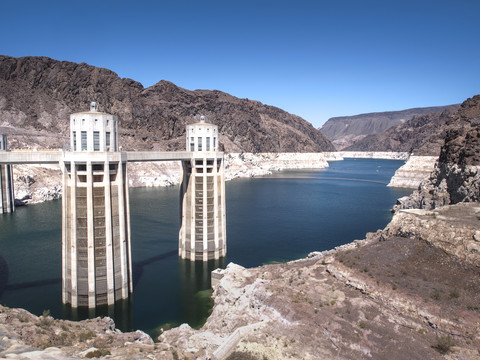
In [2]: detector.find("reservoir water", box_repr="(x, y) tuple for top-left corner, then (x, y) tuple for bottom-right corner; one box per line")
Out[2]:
(0, 159), (411, 335)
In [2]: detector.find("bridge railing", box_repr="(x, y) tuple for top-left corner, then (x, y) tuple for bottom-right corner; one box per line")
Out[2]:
(0, 150), (224, 165)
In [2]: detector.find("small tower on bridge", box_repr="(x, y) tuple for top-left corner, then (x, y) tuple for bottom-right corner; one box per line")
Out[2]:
(179, 115), (226, 261)
(62, 102), (132, 308)
(0, 135), (15, 214)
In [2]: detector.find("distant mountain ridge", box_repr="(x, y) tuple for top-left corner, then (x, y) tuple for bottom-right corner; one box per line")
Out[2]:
(320, 105), (457, 150)
(344, 106), (462, 155)
(0, 55), (335, 153)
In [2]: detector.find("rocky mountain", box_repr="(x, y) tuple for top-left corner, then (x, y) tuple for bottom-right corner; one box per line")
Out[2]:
(320, 105), (456, 150)
(344, 105), (461, 155)
(0, 55), (335, 153)
(394, 95), (480, 211)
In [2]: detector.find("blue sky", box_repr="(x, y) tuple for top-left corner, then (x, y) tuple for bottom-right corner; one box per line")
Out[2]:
(1, 0), (479, 127)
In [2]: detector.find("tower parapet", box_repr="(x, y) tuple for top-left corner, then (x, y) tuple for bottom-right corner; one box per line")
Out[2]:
(70, 102), (118, 152)
(62, 103), (132, 308)
(185, 115), (219, 152)
(0, 135), (15, 213)
(179, 116), (226, 261)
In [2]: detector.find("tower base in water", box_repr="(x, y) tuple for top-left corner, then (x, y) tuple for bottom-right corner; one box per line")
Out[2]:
(179, 154), (226, 261)
(0, 164), (15, 214)
(61, 152), (132, 308)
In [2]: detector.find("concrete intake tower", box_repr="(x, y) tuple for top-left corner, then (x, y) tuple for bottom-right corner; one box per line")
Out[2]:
(179, 116), (226, 261)
(61, 102), (132, 308)
(0, 135), (15, 214)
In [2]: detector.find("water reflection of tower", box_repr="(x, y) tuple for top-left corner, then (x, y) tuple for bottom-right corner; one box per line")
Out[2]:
(178, 257), (225, 327)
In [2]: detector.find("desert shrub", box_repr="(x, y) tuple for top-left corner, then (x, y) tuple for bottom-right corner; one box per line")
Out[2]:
(85, 349), (111, 358)
(449, 288), (460, 299)
(38, 309), (53, 328)
(78, 330), (96, 342)
(431, 289), (441, 300)
(434, 335), (455, 354)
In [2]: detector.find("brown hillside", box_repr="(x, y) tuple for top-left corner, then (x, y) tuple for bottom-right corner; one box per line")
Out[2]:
(0, 55), (335, 152)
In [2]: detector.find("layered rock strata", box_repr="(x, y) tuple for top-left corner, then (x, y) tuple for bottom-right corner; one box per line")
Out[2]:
(387, 155), (438, 188)
(384, 203), (480, 267)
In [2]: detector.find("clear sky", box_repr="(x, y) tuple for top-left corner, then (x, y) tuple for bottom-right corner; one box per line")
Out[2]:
(1, 0), (479, 127)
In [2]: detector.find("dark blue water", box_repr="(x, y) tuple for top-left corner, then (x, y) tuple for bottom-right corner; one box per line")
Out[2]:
(0, 158), (411, 335)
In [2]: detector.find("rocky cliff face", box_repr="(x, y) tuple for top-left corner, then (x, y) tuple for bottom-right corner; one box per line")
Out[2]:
(394, 95), (480, 211)
(0, 55), (335, 153)
(387, 156), (438, 189)
(320, 105), (456, 150)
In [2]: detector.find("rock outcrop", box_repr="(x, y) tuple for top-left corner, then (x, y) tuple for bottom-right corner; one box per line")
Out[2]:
(394, 95), (480, 211)
(0, 55), (335, 154)
(0, 306), (172, 359)
(387, 155), (438, 188)
(384, 204), (480, 267)
(13, 164), (62, 204)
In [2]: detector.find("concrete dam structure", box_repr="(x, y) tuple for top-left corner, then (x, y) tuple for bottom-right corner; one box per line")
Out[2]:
(0, 103), (227, 308)
(179, 116), (226, 261)
(0, 135), (15, 214)
(62, 102), (132, 308)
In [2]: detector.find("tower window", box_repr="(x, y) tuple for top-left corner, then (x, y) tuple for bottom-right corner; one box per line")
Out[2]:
(93, 131), (100, 151)
(206, 137), (210, 151)
(197, 137), (202, 151)
(106, 132), (110, 150)
(73, 131), (76, 151)
(81, 131), (87, 151)
(213, 138), (216, 149)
